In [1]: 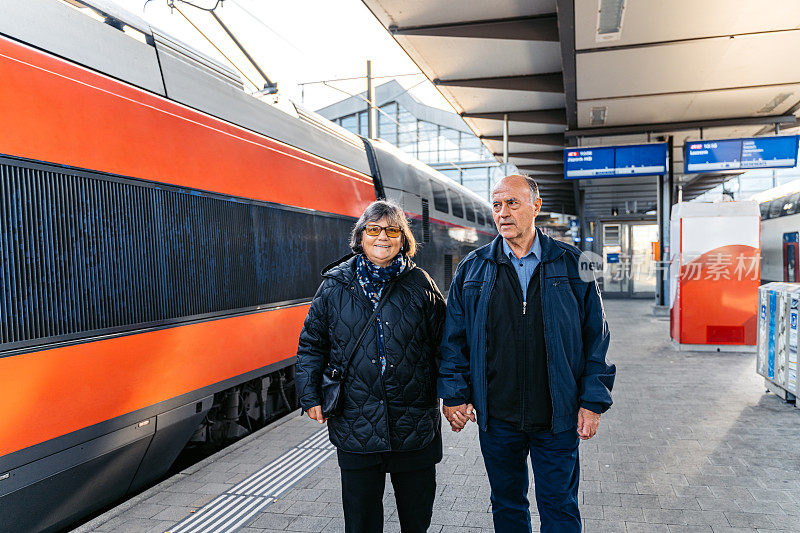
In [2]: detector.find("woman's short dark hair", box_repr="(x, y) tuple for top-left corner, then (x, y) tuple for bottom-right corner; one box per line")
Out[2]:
(349, 200), (417, 257)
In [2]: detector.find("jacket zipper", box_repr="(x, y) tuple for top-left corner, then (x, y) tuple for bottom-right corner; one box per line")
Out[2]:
(482, 264), (497, 423)
(498, 258), (529, 430)
(348, 271), (396, 452)
(377, 281), (394, 452)
(520, 278), (527, 430)
(541, 264), (556, 433)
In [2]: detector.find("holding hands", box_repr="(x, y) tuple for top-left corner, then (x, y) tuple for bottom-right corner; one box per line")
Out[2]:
(306, 405), (327, 424)
(442, 403), (476, 432)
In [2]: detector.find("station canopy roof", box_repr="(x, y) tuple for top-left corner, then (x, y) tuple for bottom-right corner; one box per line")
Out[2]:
(360, 0), (800, 217)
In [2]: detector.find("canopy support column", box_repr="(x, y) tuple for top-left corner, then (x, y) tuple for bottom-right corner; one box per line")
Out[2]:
(656, 136), (674, 307)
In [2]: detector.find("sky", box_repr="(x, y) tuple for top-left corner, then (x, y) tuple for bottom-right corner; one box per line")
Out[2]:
(104, 0), (453, 112)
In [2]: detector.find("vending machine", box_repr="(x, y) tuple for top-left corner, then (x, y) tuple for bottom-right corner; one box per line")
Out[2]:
(669, 201), (760, 350)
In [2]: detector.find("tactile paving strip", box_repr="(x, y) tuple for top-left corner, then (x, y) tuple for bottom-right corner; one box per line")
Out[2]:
(167, 428), (334, 533)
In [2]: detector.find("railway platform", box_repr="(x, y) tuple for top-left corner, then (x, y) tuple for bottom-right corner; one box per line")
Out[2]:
(73, 300), (800, 533)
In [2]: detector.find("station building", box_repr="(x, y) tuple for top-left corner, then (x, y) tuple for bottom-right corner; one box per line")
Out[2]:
(316, 80), (500, 202)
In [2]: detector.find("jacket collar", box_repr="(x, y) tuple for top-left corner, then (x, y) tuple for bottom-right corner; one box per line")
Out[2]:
(321, 252), (416, 284)
(476, 227), (565, 265)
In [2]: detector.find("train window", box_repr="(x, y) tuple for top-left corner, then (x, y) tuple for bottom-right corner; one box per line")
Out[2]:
(449, 190), (464, 218)
(769, 199), (783, 219)
(760, 201), (771, 219)
(431, 180), (449, 213)
(465, 199), (476, 222)
(476, 206), (486, 226)
(785, 192), (800, 216)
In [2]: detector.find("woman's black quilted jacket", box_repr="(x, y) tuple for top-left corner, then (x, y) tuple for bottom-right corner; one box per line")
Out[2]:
(295, 254), (446, 454)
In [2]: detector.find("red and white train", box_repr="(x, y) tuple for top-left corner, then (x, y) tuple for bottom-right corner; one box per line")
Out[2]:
(0, 1), (495, 530)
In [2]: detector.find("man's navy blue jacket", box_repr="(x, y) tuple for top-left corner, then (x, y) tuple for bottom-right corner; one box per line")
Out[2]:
(438, 229), (616, 434)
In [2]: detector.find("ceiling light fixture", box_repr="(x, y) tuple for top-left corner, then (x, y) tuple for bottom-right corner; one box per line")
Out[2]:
(596, 0), (626, 42)
(590, 106), (607, 126)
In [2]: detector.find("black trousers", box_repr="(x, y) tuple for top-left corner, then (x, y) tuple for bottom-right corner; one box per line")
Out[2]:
(340, 465), (436, 533)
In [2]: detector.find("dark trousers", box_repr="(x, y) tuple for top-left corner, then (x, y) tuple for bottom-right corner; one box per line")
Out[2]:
(479, 417), (581, 533)
(340, 465), (436, 533)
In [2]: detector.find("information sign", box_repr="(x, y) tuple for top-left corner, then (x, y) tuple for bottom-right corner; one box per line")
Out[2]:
(685, 135), (798, 173)
(564, 143), (667, 179)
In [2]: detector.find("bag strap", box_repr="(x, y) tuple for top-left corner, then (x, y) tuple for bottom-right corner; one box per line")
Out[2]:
(337, 282), (397, 380)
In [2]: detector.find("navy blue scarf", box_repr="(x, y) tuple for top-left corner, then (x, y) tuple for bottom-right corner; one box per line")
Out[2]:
(356, 254), (405, 374)
(356, 253), (405, 306)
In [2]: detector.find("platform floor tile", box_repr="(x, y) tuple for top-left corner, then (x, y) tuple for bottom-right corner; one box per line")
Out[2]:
(74, 300), (800, 533)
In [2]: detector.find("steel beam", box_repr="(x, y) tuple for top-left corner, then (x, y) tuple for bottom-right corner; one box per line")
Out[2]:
(517, 164), (564, 173)
(389, 14), (559, 41)
(524, 175), (565, 181)
(435, 73), (563, 93)
(565, 115), (799, 138)
(527, 180), (570, 187)
(538, 187), (575, 195)
(500, 150), (564, 161)
(555, 0), (578, 130)
(482, 133), (564, 146)
(462, 108), (566, 125)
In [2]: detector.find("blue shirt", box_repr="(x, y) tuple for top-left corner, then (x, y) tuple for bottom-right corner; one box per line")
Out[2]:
(502, 235), (541, 297)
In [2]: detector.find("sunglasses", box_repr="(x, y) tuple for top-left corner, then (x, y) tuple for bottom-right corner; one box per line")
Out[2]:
(364, 224), (402, 238)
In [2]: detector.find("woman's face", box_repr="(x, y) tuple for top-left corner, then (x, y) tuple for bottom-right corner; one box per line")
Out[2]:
(361, 216), (403, 267)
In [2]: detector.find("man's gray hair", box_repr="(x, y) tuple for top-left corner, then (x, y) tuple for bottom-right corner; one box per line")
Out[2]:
(492, 174), (540, 203)
(526, 177), (540, 202)
(349, 200), (417, 257)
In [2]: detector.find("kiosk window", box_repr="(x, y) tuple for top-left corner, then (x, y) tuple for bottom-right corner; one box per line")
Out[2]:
(431, 181), (449, 213)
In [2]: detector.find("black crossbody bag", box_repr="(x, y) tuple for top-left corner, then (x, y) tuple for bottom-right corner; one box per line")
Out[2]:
(321, 283), (396, 419)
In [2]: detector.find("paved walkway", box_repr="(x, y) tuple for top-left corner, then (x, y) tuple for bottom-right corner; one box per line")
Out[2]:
(75, 300), (800, 533)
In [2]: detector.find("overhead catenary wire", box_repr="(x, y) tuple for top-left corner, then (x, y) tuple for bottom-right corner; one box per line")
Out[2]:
(228, 0), (306, 56)
(321, 78), (428, 128)
(171, 3), (260, 91)
(167, 0), (223, 12)
(299, 72), (424, 87)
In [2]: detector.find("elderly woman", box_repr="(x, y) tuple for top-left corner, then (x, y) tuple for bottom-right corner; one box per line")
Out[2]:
(295, 200), (445, 533)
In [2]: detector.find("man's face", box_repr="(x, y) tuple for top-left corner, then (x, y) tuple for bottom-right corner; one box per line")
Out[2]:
(491, 176), (542, 242)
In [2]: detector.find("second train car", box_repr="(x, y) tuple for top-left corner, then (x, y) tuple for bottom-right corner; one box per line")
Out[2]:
(0, 0), (496, 531)
(760, 189), (800, 283)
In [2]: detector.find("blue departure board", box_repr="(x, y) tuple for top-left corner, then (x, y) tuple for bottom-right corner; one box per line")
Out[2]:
(563, 147), (615, 178)
(685, 135), (798, 173)
(684, 140), (741, 172)
(564, 143), (667, 179)
(741, 136), (798, 168)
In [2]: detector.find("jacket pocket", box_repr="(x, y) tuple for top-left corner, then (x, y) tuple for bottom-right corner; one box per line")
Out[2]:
(463, 280), (483, 293)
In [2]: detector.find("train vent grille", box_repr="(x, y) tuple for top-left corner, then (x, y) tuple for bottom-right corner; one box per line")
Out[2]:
(0, 158), (352, 353)
(422, 199), (430, 243)
(444, 254), (454, 289)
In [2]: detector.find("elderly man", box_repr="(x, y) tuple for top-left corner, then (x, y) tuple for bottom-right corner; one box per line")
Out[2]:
(438, 175), (615, 532)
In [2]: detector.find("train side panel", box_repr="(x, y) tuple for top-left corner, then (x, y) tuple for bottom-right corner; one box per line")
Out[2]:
(0, 33), (373, 533)
(0, 5), (495, 531)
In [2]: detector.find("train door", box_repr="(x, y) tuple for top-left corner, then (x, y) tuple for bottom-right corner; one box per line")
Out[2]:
(784, 232), (799, 282)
